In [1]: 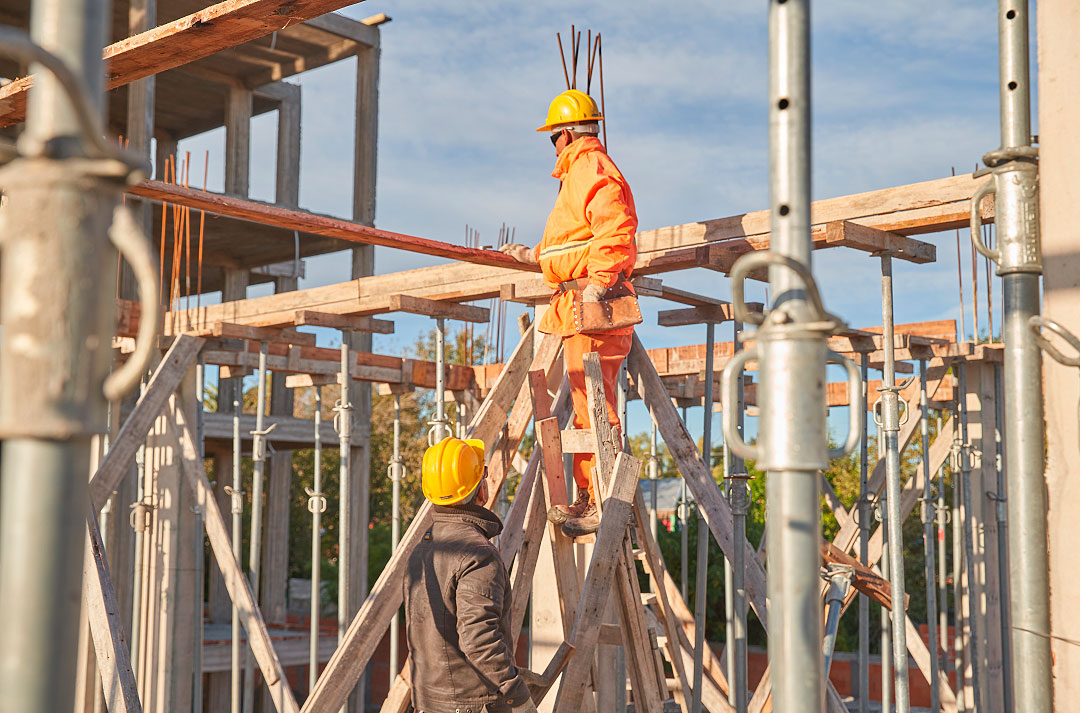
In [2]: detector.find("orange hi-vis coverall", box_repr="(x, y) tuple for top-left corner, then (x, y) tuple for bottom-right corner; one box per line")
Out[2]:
(533, 136), (638, 499)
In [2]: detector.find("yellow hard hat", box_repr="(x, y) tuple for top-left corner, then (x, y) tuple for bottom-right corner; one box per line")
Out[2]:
(536, 89), (604, 132)
(422, 437), (486, 506)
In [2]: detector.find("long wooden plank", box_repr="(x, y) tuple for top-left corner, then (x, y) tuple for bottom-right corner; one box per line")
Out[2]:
(554, 453), (643, 713)
(89, 334), (204, 509)
(172, 397), (300, 713)
(508, 471), (549, 643)
(127, 181), (537, 272)
(0, 0), (372, 127)
(84, 510), (142, 713)
(626, 336), (770, 629)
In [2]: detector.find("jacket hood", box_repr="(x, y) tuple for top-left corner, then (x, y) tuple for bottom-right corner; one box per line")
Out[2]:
(552, 136), (606, 180)
(432, 501), (505, 540)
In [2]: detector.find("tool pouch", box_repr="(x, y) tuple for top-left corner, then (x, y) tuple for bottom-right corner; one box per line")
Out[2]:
(569, 279), (643, 334)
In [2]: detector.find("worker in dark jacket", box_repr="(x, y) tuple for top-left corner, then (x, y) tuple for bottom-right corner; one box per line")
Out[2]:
(404, 436), (538, 713)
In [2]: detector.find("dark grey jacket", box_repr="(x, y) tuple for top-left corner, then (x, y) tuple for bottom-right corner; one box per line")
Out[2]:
(404, 502), (531, 713)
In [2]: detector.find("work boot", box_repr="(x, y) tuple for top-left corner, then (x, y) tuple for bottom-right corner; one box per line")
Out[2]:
(561, 499), (599, 538)
(547, 488), (591, 525)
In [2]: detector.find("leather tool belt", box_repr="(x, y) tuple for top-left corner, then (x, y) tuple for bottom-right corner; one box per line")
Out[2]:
(557, 277), (643, 334)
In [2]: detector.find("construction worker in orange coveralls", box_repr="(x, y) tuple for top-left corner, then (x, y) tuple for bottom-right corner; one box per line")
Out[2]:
(500, 89), (637, 537)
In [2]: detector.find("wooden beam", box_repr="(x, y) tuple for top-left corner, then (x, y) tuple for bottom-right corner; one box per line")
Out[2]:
(657, 304), (737, 327)
(387, 294), (490, 323)
(126, 180), (536, 271)
(84, 510), (142, 713)
(0, 0), (374, 127)
(89, 335), (204, 509)
(292, 310), (394, 333)
(172, 398), (300, 713)
(211, 322), (316, 346)
(823, 220), (937, 263)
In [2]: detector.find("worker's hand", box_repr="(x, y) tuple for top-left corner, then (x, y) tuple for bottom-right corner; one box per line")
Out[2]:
(499, 243), (538, 266)
(581, 283), (606, 302)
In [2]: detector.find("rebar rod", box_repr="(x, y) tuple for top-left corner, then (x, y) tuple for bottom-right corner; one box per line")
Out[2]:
(878, 254), (911, 713)
(765, 2), (826, 710)
(992, 363), (1012, 713)
(242, 342), (271, 713)
(691, 321), (715, 713)
(309, 386), (323, 691)
(0, 0), (112, 709)
(920, 362), (941, 713)
(957, 365), (982, 713)
(337, 339), (353, 713)
(858, 355), (870, 713)
(231, 396), (243, 713)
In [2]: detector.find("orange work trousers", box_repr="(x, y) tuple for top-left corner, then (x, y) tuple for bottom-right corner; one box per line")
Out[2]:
(563, 331), (633, 498)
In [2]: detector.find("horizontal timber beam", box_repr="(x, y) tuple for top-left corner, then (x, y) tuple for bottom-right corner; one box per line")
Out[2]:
(0, 0), (374, 126)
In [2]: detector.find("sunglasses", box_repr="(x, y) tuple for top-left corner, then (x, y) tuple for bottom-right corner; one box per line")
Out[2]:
(550, 130), (565, 147)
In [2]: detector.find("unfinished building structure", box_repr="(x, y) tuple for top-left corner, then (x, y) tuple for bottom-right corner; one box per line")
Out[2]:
(0, 1), (1078, 713)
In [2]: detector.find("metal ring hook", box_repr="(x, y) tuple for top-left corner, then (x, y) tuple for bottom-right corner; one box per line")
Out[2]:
(1030, 315), (1080, 368)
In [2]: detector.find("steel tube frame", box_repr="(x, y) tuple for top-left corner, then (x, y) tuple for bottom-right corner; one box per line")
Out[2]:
(388, 394), (404, 682)
(957, 364), (983, 713)
(691, 321), (715, 713)
(919, 361), (941, 713)
(243, 341), (271, 713)
(649, 416), (659, 543)
(764, 2), (827, 710)
(992, 363), (1013, 713)
(879, 496), (892, 713)
(726, 319), (748, 713)
(308, 386), (324, 690)
(822, 566), (853, 679)
(857, 355), (870, 713)
(936, 414), (950, 688)
(681, 405), (690, 601)
(877, 254), (912, 713)
(951, 425), (966, 713)
(337, 338), (353, 713)
(0, 0), (113, 709)
(973, 3), (1049, 708)
(231, 396), (243, 713)
(429, 317), (451, 444)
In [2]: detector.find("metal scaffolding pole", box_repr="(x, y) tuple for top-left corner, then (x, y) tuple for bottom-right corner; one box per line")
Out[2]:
(243, 341), (273, 713)
(680, 405), (690, 602)
(388, 394), (405, 682)
(957, 364), (982, 713)
(951, 424), (966, 713)
(968, 2), (1048, 708)
(877, 254), (911, 713)
(230, 396), (243, 713)
(616, 366), (629, 713)
(307, 386), (325, 691)
(131, 380), (148, 667)
(879, 496), (892, 713)
(0, 0), (149, 708)
(649, 416), (659, 543)
(857, 355), (871, 713)
(936, 414), (951, 688)
(724, 3), (861, 710)
(691, 321), (715, 713)
(336, 338), (354, 713)
(726, 319), (748, 713)
(823, 565), (853, 678)
(992, 363), (1013, 713)
(919, 361), (941, 713)
(428, 318), (451, 444)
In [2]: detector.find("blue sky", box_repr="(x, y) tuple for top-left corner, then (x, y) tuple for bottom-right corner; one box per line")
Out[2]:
(176, 1), (1036, 446)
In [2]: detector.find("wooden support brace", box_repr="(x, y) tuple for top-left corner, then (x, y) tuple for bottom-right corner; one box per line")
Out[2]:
(657, 304), (737, 327)
(823, 220), (937, 263)
(84, 509), (142, 713)
(293, 310), (395, 334)
(89, 334), (205, 509)
(210, 322), (316, 346)
(388, 294), (491, 322)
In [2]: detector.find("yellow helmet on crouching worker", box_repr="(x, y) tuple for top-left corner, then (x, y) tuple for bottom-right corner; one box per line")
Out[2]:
(536, 89), (604, 132)
(422, 437), (486, 506)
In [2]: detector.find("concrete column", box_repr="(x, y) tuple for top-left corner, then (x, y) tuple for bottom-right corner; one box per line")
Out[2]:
(1038, 3), (1080, 708)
